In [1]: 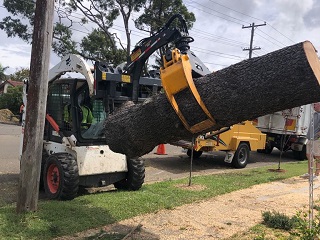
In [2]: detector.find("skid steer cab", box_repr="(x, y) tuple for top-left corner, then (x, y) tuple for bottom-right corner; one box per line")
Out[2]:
(172, 121), (266, 168)
(27, 14), (211, 200)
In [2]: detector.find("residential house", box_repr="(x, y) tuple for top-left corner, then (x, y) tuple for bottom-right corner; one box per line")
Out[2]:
(0, 80), (24, 95)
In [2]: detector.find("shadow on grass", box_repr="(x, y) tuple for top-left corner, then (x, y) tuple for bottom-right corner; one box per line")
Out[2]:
(0, 198), (118, 239)
(0, 173), (19, 207)
(0, 194), (161, 240)
(70, 222), (160, 240)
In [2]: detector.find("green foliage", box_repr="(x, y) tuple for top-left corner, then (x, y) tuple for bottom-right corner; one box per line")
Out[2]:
(135, 0), (195, 33)
(80, 29), (126, 66)
(9, 67), (30, 82)
(0, 86), (23, 114)
(262, 211), (297, 231)
(291, 211), (320, 240)
(0, 0), (130, 63)
(262, 210), (320, 239)
(1, 0), (195, 68)
(0, 0), (34, 42)
(134, 0), (195, 68)
(0, 63), (9, 81)
(52, 23), (77, 58)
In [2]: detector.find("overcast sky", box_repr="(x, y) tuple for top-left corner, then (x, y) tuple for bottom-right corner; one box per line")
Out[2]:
(0, 0), (319, 74)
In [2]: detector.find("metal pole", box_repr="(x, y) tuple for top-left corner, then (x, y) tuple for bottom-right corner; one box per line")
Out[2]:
(309, 111), (315, 229)
(188, 136), (195, 186)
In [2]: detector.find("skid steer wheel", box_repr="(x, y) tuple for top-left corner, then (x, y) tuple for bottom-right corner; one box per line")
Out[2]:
(39, 150), (49, 190)
(114, 158), (145, 191)
(187, 149), (203, 158)
(232, 143), (250, 168)
(43, 153), (79, 200)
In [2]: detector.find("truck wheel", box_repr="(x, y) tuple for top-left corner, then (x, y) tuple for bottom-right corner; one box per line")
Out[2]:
(257, 146), (273, 154)
(264, 146), (273, 154)
(187, 149), (203, 158)
(114, 158), (145, 191)
(44, 153), (79, 200)
(293, 145), (307, 161)
(232, 143), (250, 168)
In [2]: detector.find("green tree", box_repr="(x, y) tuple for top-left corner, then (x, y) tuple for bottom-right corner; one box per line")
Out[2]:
(0, 0), (146, 65)
(9, 67), (30, 82)
(0, 63), (9, 81)
(135, 0), (195, 33)
(0, 86), (23, 114)
(134, 0), (195, 68)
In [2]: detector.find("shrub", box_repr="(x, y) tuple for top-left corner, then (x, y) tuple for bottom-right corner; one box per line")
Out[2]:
(0, 86), (23, 114)
(262, 210), (296, 231)
(292, 211), (320, 240)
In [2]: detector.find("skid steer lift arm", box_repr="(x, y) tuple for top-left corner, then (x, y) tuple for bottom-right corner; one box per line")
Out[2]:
(124, 14), (195, 102)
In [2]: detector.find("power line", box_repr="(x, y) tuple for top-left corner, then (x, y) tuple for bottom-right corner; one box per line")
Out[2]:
(202, 61), (230, 67)
(192, 0), (295, 47)
(266, 23), (295, 44)
(191, 28), (248, 46)
(192, 46), (244, 60)
(257, 29), (287, 47)
(184, 2), (244, 25)
(207, 0), (265, 23)
(254, 32), (283, 49)
(188, 0), (249, 25)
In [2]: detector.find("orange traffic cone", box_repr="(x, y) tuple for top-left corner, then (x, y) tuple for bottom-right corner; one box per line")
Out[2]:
(155, 144), (167, 155)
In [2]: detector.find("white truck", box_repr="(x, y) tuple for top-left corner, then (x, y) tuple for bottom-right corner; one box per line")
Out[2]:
(256, 104), (312, 160)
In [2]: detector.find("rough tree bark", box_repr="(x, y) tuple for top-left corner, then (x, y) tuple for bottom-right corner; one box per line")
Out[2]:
(104, 41), (320, 158)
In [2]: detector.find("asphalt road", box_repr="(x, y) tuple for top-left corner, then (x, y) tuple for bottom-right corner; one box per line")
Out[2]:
(0, 123), (299, 184)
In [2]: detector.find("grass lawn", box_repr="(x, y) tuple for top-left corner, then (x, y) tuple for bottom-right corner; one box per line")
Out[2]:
(0, 161), (308, 239)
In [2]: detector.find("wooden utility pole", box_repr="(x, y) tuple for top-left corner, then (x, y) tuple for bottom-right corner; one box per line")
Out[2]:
(242, 22), (266, 58)
(16, 0), (54, 213)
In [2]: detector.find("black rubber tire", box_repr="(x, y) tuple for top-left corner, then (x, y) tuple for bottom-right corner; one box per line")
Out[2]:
(257, 146), (273, 154)
(39, 150), (49, 190)
(114, 158), (145, 191)
(232, 142), (250, 168)
(187, 149), (203, 158)
(43, 153), (79, 200)
(264, 146), (273, 154)
(293, 145), (307, 161)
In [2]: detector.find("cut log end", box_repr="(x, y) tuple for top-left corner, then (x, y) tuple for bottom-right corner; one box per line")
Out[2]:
(304, 41), (320, 84)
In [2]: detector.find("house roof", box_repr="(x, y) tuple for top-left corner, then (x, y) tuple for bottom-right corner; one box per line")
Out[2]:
(6, 80), (24, 87)
(0, 80), (24, 89)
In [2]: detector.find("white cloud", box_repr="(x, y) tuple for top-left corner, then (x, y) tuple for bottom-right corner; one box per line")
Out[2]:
(0, 0), (319, 74)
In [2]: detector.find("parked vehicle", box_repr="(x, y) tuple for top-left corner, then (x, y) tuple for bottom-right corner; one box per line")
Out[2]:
(172, 121), (266, 168)
(256, 104), (312, 160)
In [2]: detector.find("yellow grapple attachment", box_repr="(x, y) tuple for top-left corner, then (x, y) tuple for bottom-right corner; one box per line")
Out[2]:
(160, 48), (215, 134)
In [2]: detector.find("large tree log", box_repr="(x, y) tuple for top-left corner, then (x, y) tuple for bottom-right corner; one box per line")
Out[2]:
(104, 41), (320, 158)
